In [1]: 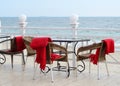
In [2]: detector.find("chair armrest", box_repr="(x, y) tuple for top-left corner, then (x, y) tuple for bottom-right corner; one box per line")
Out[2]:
(0, 38), (11, 43)
(0, 38), (12, 50)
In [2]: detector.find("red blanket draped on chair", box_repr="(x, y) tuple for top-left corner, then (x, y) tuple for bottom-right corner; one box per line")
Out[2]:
(50, 53), (61, 62)
(90, 48), (100, 64)
(30, 37), (52, 70)
(15, 36), (26, 51)
(102, 38), (114, 54)
(90, 38), (114, 65)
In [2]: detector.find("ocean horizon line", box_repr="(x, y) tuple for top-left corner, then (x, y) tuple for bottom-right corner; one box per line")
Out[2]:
(1, 16), (120, 18)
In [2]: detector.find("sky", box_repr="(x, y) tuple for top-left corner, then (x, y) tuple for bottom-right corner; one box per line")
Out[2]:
(0, 0), (120, 17)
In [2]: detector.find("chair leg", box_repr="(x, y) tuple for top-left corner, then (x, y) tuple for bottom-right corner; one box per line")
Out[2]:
(50, 64), (54, 83)
(97, 62), (99, 80)
(23, 56), (28, 70)
(89, 59), (91, 74)
(33, 63), (38, 80)
(75, 61), (78, 77)
(97, 60), (109, 80)
(22, 52), (25, 65)
(11, 55), (13, 69)
(105, 60), (109, 76)
(21, 52), (25, 71)
(66, 62), (70, 78)
(24, 55), (36, 70)
(33, 55), (36, 68)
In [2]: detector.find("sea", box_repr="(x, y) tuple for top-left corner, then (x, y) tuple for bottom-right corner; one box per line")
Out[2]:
(1, 17), (120, 46)
(1, 17), (120, 28)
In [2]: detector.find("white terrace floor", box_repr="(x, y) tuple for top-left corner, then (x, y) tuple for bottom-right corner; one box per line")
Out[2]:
(0, 51), (120, 86)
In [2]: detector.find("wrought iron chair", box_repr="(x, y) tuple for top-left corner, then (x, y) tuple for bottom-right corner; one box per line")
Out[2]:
(76, 41), (110, 79)
(0, 36), (25, 69)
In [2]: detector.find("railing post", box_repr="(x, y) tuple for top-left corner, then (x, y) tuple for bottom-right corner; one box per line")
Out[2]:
(19, 14), (27, 36)
(70, 14), (79, 39)
(70, 14), (79, 68)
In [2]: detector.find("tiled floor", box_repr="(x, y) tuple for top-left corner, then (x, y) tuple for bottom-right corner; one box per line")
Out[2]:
(0, 52), (120, 86)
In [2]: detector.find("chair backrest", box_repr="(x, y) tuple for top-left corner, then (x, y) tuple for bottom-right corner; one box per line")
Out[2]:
(46, 42), (68, 64)
(77, 42), (102, 53)
(23, 37), (67, 64)
(23, 36), (36, 56)
(10, 37), (17, 52)
(98, 41), (106, 61)
(77, 42), (106, 62)
(46, 43), (51, 64)
(90, 42), (106, 61)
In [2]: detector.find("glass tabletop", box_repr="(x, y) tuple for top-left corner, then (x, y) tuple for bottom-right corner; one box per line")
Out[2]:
(53, 38), (90, 42)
